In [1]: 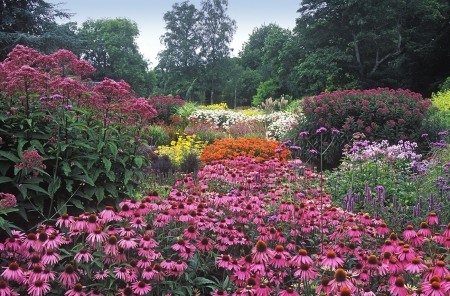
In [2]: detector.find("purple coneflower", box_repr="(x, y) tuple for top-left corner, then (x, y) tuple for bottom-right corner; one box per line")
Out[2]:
(131, 281), (151, 295)
(28, 280), (51, 296)
(58, 264), (79, 288)
(251, 240), (274, 264)
(1, 261), (24, 283)
(65, 283), (86, 296)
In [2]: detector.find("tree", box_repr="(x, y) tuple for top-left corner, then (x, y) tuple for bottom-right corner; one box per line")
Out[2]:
(0, 0), (80, 60)
(294, 0), (450, 95)
(77, 18), (155, 97)
(239, 23), (283, 71)
(200, 0), (237, 104)
(157, 1), (203, 100)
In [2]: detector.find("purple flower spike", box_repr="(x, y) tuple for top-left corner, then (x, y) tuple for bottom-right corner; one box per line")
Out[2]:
(299, 131), (309, 137)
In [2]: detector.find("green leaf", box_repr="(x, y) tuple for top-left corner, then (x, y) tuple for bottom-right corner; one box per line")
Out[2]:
(124, 170), (133, 185)
(22, 183), (48, 195)
(95, 186), (105, 203)
(103, 183), (118, 197)
(17, 207), (28, 222)
(56, 198), (67, 215)
(0, 151), (21, 163)
(0, 176), (13, 184)
(102, 157), (112, 172)
(30, 140), (45, 154)
(134, 156), (143, 168)
(0, 216), (12, 236)
(48, 177), (61, 197)
(0, 161), (11, 175)
(192, 277), (216, 286)
(108, 142), (118, 160)
(105, 170), (115, 182)
(18, 138), (28, 155)
(61, 162), (72, 176)
(70, 199), (85, 210)
(66, 179), (73, 192)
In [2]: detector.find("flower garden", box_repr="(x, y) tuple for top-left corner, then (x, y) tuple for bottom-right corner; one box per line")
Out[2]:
(0, 45), (450, 296)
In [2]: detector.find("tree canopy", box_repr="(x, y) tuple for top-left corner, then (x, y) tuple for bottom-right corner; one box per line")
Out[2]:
(78, 18), (155, 97)
(0, 0), (80, 60)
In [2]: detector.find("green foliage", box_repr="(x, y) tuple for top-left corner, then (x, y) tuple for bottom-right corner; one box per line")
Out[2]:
(175, 101), (198, 118)
(78, 18), (155, 97)
(147, 126), (170, 146)
(0, 0), (80, 60)
(294, 0), (450, 96)
(431, 89), (450, 111)
(252, 79), (278, 106)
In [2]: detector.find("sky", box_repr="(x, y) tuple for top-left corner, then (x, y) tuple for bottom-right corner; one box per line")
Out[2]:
(46, 0), (301, 68)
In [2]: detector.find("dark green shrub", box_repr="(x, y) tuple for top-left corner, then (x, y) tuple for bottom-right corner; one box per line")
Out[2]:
(148, 95), (185, 124)
(180, 152), (201, 174)
(285, 88), (433, 168)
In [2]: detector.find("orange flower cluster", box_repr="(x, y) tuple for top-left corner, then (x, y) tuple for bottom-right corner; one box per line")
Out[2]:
(200, 137), (291, 163)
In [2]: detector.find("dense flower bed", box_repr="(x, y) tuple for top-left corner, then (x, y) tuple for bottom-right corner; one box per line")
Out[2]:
(0, 156), (449, 295)
(200, 137), (291, 163)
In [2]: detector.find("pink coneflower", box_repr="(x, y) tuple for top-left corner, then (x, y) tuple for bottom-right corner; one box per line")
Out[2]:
(87, 288), (104, 296)
(252, 240), (274, 264)
(427, 212), (439, 225)
(338, 287), (353, 296)
(24, 232), (37, 249)
(94, 270), (109, 280)
(136, 257), (151, 269)
(119, 286), (135, 296)
(65, 283), (86, 296)
(211, 288), (229, 296)
(403, 225), (417, 240)
(41, 268), (56, 282)
(376, 222), (390, 236)
(119, 226), (136, 237)
(179, 245), (196, 259)
(397, 246), (415, 262)
(99, 206), (117, 222)
(270, 253), (289, 269)
(141, 266), (154, 280)
(233, 266), (252, 281)
(56, 213), (75, 228)
(329, 268), (356, 294)
(28, 265), (45, 283)
(405, 257), (428, 274)
(114, 266), (130, 281)
(421, 276), (446, 296)
(388, 277), (409, 296)
(0, 280), (12, 296)
(217, 254), (234, 270)
(254, 283), (272, 296)
(1, 261), (24, 283)
(41, 248), (60, 265)
(130, 218), (146, 229)
(151, 263), (165, 281)
(316, 276), (332, 295)
(294, 263), (319, 281)
(291, 249), (313, 267)
(104, 235), (119, 255)
(28, 279), (51, 296)
(138, 235), (158, 248)
(59, 264), (79, 288)
(118, 236), (137, 249)
(74, 248), (94, 263)
(4, 236), (21, 252)
(321, 250), (344, 269)
(433, 261), (450, 278)
(364, 255), (380, 270)
(196, 236), (213, 251)
(118, 204), (134, 218)
(278, 286), (299, 296)
(86, 228), (108, 246)
(418, 222), (432, 237)
(174, 260), (188, 272)
(443, 223), (450, 238)
(160, 258), (176, 271)
(183, 225), (199, 239)
(131, 281), (152, 295)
